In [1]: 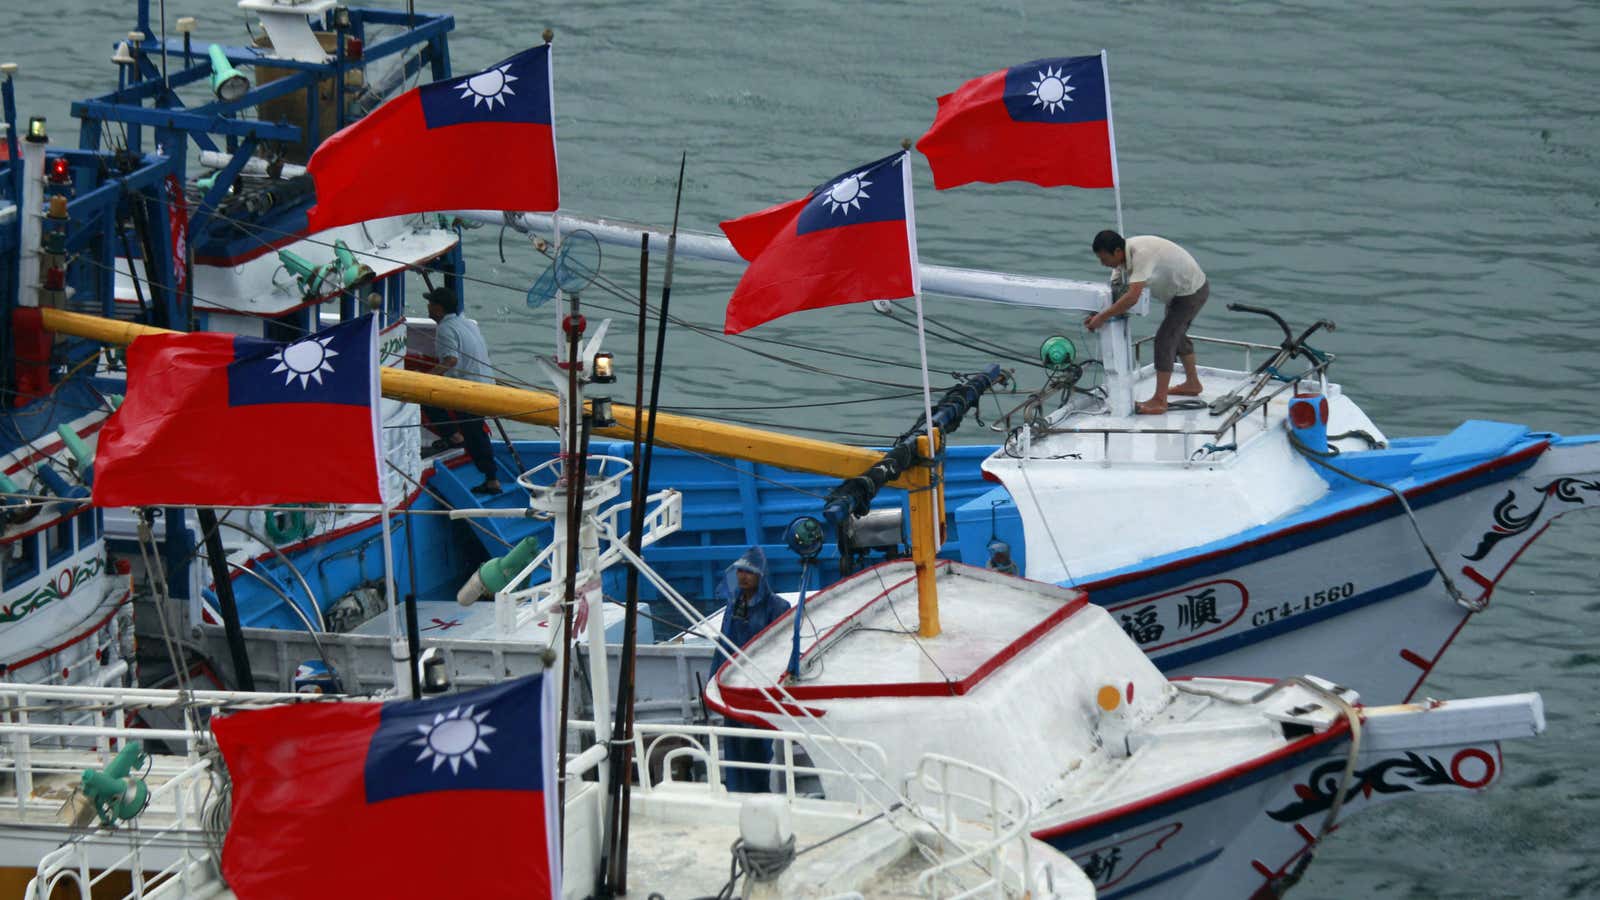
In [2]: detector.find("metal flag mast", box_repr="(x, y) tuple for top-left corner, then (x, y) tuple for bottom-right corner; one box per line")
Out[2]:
(900, 142), (944, 638)
(1098, 48), (1135, 416)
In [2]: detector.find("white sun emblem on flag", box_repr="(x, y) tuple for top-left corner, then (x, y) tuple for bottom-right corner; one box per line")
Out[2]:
(412, 704), (496, 774)
(268, 335), (338, 388)
(821, 173), (871, 215)
(456, 65), (518, 109)
(1029, 66), (1075, 114)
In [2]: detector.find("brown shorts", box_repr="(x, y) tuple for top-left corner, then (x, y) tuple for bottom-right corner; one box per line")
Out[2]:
(1153, 281), (1209, 373)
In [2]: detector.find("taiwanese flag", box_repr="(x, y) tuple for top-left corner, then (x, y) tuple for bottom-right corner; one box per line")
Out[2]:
(305, 45), (559, 232)
(213, 674), (560, 899)
(90, 316), (382, 507)
(721, 152), (918, 335)
(917, 53), (1116, 191)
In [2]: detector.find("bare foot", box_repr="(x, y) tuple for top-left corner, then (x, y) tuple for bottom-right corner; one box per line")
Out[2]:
(1169, 381), (1204, 397)
(1134, 399), (1168, 415)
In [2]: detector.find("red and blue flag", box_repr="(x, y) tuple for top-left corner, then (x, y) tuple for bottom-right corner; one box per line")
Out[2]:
(917, 54), (1116, 191)
(306, 45), (559, 232)
(721, 151), (919, 334)
(213, 673), (560, 899)
(90, 315), (383, 507)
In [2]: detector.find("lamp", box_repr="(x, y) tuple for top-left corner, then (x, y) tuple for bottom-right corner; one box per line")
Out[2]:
(278, 249), (329, 295)
(1039, 335), (1076, 371)
(25, 116), (46, 143)
(590, 396), (617, 429)
(332, 240), (375, 289)
(591, 351), (615, 383)
(80, 741), (150, 827)
(207, 43), (250, 102)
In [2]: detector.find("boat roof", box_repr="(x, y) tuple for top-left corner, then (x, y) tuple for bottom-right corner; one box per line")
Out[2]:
(715, 560), (1092, 705)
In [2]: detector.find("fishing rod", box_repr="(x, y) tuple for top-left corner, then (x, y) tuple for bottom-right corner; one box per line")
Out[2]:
(602, 150), (686, 896)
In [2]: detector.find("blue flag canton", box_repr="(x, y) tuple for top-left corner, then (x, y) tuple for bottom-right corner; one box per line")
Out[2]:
(420, 45), (552, 128)
(1002, 55), (1107, 125)
(795, 153), (909, 236)
(365, 674), (547, 804)
(228, 315), (375, 408)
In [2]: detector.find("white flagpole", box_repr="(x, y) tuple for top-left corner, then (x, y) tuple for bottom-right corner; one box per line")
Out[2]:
(902, 149), (937, 452)
(369, 314), (410, 695)
(1101, 49), (1124, 236)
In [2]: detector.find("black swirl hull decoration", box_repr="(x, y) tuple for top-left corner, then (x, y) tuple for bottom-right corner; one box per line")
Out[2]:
(1267, 751), (1455, 822)
(1464, 477), (1600, 562)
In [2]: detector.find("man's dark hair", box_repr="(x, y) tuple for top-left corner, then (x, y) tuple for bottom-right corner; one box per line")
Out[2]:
(424, 287), (459, 314)
(1092, 230), (1125, 255)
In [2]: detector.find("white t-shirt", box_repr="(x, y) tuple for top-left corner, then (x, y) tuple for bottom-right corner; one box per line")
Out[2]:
(434, 313), (493, 384)
(1125, 235), (1206, 302)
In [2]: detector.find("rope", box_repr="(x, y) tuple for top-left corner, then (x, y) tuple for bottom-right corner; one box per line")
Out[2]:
(691, 835), (797, 900)
(1173, 676), (1363, 897)
(1286, 432), (1479, 611)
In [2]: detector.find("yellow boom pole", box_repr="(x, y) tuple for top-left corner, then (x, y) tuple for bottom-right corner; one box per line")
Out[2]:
(906, 429), (943, 638)
(38, 307), (907, 486)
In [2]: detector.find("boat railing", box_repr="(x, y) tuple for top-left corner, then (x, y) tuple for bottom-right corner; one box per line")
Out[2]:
(566, 719), (893, 808)
(0, 682), (318, 818)
(1001, 331), (1337, 461)
(905, 753), (1038, 900)
(25, 759), (218, 900)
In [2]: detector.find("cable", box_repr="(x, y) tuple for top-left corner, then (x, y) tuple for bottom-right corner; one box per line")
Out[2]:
(1287, 431), (1477, 611)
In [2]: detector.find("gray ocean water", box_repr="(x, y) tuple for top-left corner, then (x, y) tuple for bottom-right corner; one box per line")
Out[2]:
(7, 1), (1600, 896)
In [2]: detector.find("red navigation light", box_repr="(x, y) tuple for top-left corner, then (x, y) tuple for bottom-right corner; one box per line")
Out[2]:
(1289, 398), (1318, 430)
(346, 37), (363, 61)
(43, 266), (66, 291)
(47, 157), (70, 183)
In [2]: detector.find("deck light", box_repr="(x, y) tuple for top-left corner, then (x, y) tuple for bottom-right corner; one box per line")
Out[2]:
(1039, 334), (1076, 371)
(207, 44), (249, 102)
(591, 351), (615, 383)
(25, 117), (46, 143)
(278, 249), (329, 295)
(332, 240), (375, 289)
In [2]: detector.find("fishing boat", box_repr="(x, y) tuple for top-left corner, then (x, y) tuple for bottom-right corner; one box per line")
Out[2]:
(456, 208), (1600, 707)
(702, 556), (1546, 898)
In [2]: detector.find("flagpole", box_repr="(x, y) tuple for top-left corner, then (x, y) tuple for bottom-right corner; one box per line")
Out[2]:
(1101, 49), (1124, 236)
(902, 145), (937, 452)
(368, 314), (411, 696)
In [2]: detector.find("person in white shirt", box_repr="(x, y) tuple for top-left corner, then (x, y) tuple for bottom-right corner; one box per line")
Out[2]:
(422, 288), (502, 495)
(1084, 231), (1210, 415)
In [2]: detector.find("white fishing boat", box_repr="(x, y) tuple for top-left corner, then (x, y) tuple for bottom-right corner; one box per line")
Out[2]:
(457, 208), (1600, 707)
(703, 558), (1546, 899)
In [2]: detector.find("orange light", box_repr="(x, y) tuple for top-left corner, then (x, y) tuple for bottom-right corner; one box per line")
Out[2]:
(1096, 684), (1122, 712)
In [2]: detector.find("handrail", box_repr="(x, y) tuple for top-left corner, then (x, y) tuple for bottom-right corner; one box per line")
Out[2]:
(907, 753), (1036, 900)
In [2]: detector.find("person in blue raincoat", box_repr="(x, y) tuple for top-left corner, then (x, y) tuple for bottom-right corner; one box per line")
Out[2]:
(708, 546), (790, 793)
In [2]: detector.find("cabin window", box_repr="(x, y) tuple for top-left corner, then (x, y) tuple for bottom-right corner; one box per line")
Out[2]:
(3, 534), (40, 588)
(80, 509), (99, 545)
(47, 517), (73, 565)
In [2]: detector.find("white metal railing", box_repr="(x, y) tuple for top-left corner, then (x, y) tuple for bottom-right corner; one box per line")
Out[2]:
(26, 759), (218, 900)
(497, 485), (683, 633)
(0, 683), (351, 899)
(565, 719), (893, 807)
(905, 754), (1037, 900)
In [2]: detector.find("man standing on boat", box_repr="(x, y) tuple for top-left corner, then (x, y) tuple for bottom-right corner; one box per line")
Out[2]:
(1085, 231), (1209, 415)
(422, 288), (503, 495)
(709, 547), (790, 793)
